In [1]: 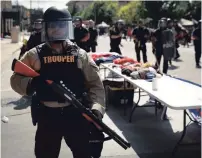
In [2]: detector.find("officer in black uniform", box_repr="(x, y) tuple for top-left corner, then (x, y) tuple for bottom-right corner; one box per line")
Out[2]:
(19, 19), (44, 59)
(132, 20), (149, 63)
(11, 7), (105, 158)
(74, 17), (90, 52)
(87, 20), (98, 52)
(192, 20), (201, 68)
(153, 19), (169, 74)
(109, 20), (124, 55)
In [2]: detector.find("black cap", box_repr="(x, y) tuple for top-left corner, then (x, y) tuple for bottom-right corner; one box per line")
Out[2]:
(167, 18), (172, 24)
(74, 17), (82, 22)
(43, 7), (72, 22)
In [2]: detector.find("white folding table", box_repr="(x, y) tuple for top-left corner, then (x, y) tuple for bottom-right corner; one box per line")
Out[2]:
(100, 63), (202, 155)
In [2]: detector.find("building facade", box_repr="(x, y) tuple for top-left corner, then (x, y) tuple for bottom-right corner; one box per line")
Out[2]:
(1, 0), (13, 36)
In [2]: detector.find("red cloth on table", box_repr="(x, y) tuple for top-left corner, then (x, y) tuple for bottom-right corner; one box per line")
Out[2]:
(90, 53), (113, 61)
(113, 57), (138, 65)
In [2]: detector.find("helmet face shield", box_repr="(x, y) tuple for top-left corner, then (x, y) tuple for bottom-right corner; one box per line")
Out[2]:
(42, 20), (74, 42)
(34, 22), (42, 30)
(158, 20), (167, 28)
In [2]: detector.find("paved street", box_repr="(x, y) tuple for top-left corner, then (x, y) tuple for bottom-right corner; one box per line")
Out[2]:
(1, 35), (201, 158)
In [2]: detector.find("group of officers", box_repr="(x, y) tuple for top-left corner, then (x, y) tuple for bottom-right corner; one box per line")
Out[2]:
(108, 18), (201, 74)
(108, 18), (177, 74)
(20, 16), (201, 73)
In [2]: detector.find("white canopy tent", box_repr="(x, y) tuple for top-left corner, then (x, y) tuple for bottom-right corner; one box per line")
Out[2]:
(179, 18), (194, 26)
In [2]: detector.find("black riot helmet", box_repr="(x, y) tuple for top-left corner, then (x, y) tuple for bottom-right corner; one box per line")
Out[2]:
(33, 19), (43, 32)
(41, 7), (74, 43)
(158, 19), (167, 29)
(116, 19), (125, 30)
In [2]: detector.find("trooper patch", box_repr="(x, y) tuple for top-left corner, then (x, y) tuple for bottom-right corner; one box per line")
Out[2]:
(43, 55), (75, 63)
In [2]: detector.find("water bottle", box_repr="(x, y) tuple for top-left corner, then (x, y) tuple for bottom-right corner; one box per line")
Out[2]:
(152, 74), (161, 91)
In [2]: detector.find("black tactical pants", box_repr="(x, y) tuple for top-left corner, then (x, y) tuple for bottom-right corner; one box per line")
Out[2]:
(110, 43), (122, 55)
(35, 105), (91, 158)
(174, 42), (180, 59)
(135, 43), (147, 63)
(194, 45), (201, 65)
(155, 50), (168, 74)
(88, 45), (96, 52)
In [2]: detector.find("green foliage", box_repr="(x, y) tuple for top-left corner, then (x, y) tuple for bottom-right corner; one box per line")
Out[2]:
(143, 1), (164, 24)
(143, 1), (201, 26)
(77, 1), (201, 26)
(68, 1), (78, 17)
(80, 1), (119, 25)
(118, 1), (146, 24)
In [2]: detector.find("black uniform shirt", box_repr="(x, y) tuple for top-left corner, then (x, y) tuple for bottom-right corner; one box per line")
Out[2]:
(193, 27), (201, 46)
(27, 32), (42, 51)
(89, 28), (98, 41)
(153, 28), (163, 50)
(74, 26), (89, 45)
(132, 27), (149, 44)
(109, 26), (121, 45)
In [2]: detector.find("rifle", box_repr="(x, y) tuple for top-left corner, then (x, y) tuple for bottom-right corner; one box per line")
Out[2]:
(11, 59), (131, 150)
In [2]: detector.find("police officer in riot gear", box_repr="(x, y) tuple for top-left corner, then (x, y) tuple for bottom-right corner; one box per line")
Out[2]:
(109, 20), (125, 55)
(10, 7), (105, 158)
(153, 18), (175, 74)
(74, 17), (90, 52)
(19, 19), (44, 59)
(87, 20), (98, 52)
(192, 20), (201, 68)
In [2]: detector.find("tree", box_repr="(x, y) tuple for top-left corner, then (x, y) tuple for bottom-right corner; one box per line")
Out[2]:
(144, 1), (164, 25)
(144, 1), (201, 25)
(185, 1), (201, 20)
(118, 1), (146, 24)
(80, 1), (119, 25)
(67, 1), (78, 17)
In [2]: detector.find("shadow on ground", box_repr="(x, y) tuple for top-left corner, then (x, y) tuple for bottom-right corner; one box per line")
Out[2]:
(6, 96), (31, 110)
(173, 59), (183, 62)
(168, 65), (180, 70)
(105, 99), (201, 158)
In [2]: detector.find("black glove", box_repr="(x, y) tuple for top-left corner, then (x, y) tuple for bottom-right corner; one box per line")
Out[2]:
(92, 109), (103, 120)
(26, 76), (49, 95)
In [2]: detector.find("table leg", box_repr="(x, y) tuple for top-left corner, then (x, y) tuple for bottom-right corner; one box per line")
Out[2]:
(155, 100), (158, 116)
(129, 88), (141, 123)
(172, 110), (187, 156)
(123, 79), (127, 116)
(161, 107), (168, 120)
(104, 67), (106, 79)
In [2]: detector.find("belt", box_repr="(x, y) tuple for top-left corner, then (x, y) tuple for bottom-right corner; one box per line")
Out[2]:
(40, 101), (71, 108)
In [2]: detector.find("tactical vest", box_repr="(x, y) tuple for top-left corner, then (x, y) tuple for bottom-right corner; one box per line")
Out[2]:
(36, 44), (86, 102)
